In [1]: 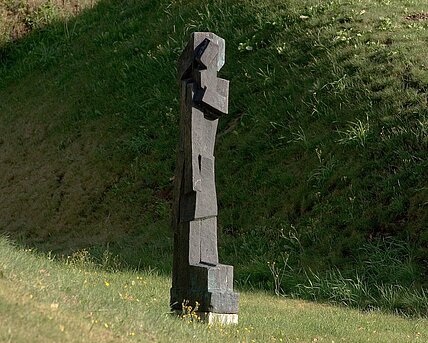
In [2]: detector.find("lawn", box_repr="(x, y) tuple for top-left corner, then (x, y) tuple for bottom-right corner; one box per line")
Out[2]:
(0, 237), (426, 342)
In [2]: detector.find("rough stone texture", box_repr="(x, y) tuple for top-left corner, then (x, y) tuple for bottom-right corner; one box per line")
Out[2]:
(170, 32), (239, 316)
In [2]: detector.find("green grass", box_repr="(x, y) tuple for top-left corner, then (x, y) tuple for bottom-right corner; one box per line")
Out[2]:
(1, 237), (427, 343)
(0, 0), (427, 317)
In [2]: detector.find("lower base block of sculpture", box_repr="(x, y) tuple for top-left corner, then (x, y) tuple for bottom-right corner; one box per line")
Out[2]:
(170, 288), (239, 314)
(170, 263), (239, 314)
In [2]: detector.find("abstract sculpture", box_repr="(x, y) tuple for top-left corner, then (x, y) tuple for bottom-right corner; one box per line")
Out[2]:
(170, 32), (239, 324)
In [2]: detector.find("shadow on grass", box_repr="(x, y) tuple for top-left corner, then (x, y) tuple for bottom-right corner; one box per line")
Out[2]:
(0, 0), (178, 274)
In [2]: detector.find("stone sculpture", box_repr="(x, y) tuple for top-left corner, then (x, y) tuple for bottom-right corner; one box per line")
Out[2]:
(170, 32), (239, 324)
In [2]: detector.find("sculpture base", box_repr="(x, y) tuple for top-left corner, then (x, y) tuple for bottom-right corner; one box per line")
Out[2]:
(170, 287), (239, 314)
(170, 263), (239, 314)
(199, 312), (238, 325)
(173, 310), (238, 325)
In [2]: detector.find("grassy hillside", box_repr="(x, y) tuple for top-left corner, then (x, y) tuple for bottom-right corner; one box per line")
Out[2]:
(0, 0), (427, 315)
(1, 237), (427, 342)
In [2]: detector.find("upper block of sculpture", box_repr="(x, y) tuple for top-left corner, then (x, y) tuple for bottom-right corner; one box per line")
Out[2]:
(177, 32), (230, 223)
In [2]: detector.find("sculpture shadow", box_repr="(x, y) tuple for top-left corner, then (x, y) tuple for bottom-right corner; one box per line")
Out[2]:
(0, 0), (178, 275)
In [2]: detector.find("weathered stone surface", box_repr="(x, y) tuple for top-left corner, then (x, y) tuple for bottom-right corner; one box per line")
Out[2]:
(171, 32), (239, 317)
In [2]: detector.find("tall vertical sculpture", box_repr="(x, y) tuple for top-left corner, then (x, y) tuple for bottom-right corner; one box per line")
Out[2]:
(170, 32), (239, 324)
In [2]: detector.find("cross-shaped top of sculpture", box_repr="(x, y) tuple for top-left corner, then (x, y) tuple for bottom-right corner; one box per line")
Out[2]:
(178, 32), (229, 119)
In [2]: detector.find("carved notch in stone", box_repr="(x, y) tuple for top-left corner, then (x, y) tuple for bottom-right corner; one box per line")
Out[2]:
(171, 32), (239, 319)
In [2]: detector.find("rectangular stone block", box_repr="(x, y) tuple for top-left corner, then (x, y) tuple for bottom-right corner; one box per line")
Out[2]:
(188, 221), (201, 265)
(191, 107), (218, 156)
(200, 217), (218, 265)
(194, 155), (217, 219)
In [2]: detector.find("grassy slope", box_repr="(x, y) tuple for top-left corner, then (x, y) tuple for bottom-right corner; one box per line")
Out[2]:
(0, 0), (427, 313)
(0, 237), (427, 343)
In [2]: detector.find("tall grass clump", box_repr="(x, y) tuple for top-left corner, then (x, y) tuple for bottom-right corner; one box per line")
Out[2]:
(266, 237), (427, 317)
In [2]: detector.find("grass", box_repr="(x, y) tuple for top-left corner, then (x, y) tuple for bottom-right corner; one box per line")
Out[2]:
(0, 0), (427, 318)
(0, 0), (94, 44)
(0, 236), (427, 343)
